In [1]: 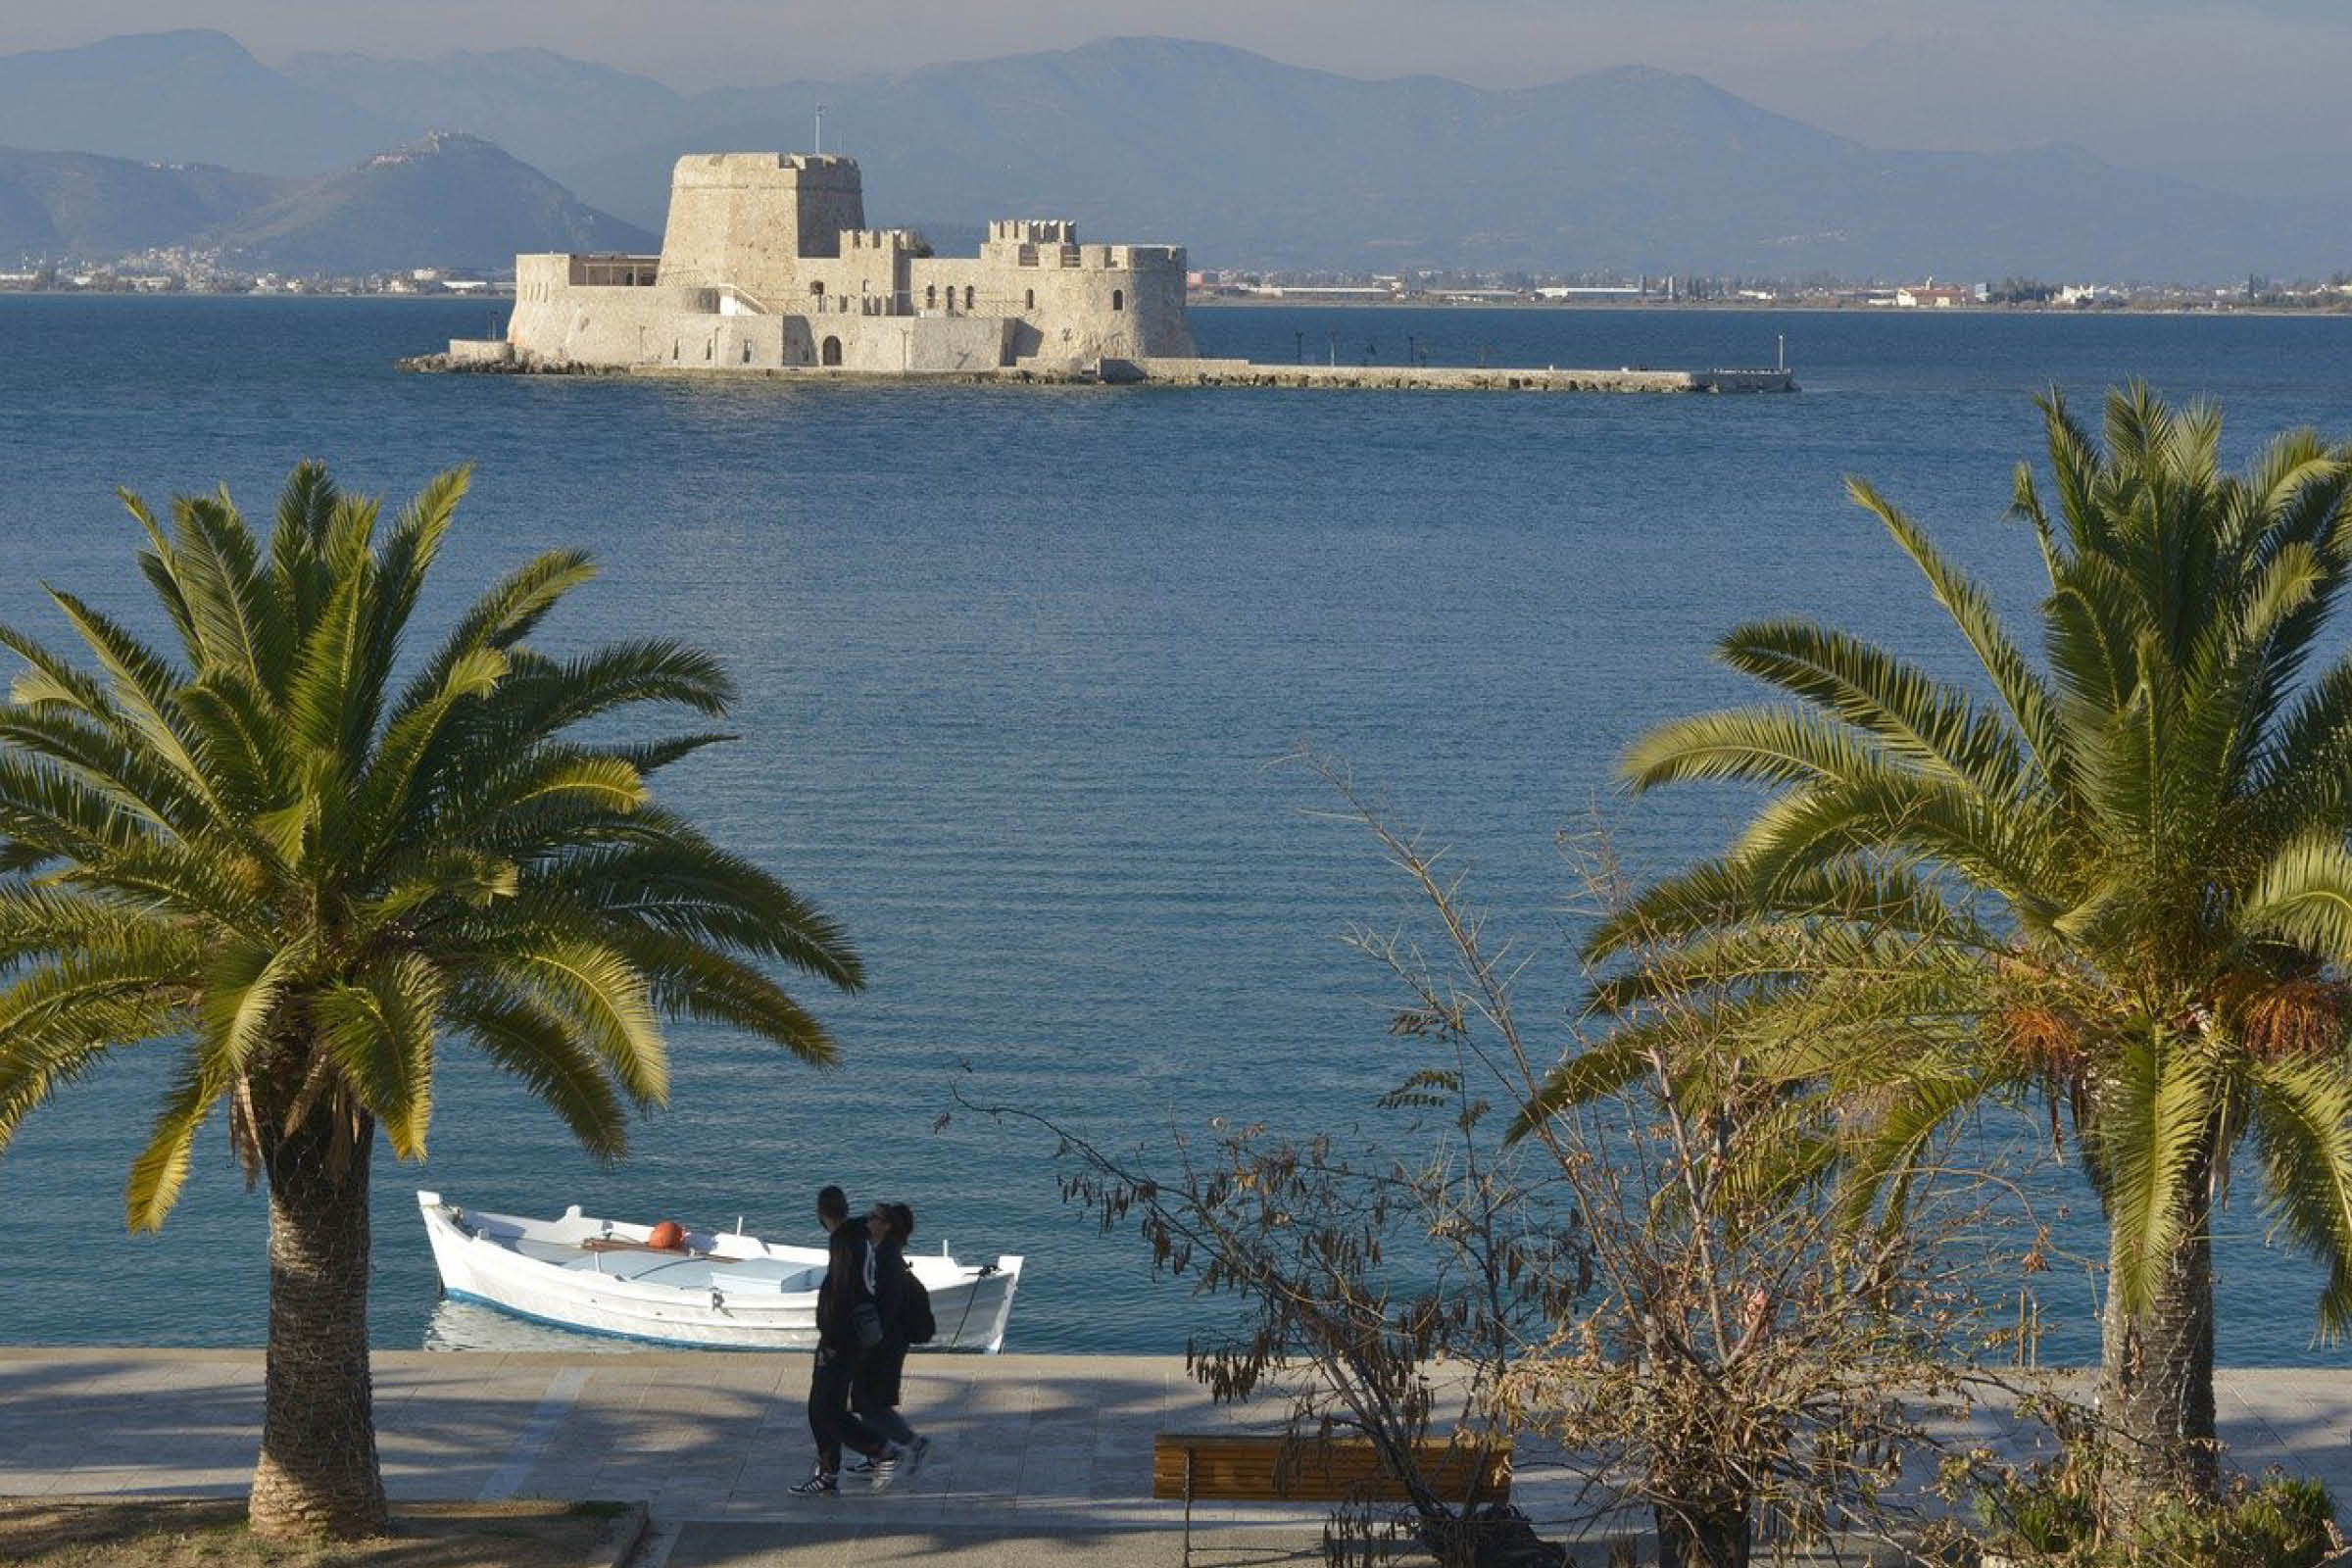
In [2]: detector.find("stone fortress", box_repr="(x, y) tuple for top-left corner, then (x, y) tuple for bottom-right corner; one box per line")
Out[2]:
(468, 152), (1196, 374)
(427, 149), (1792, 392)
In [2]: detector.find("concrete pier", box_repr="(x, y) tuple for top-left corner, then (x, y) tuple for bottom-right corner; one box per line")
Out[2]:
(1110, 357), (1795, 392)
(0, 1350), (2341, 1563)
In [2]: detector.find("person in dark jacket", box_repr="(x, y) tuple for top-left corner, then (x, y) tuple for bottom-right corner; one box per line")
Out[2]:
(850, 1202), (925, 1464)
(791, 1185), (908, 1495)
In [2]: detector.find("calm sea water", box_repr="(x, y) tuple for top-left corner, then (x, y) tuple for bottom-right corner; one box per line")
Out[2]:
(4, 297), (2352, 1364)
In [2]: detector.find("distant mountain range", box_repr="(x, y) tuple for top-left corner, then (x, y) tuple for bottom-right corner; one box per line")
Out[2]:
(0, 27), (2336, 278)
(0, 133), (652, 272)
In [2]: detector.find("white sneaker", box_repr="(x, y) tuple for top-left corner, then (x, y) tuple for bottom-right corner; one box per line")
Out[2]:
(852, 1435), (923, 1476)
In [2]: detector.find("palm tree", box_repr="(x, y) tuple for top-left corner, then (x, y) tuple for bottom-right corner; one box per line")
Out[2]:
(0, 464), (863, 1539)
(1538, 386), (2352, 1513)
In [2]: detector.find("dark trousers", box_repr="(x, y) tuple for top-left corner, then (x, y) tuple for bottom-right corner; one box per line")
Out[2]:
(808, 1345), (889, 1473)
(853, 1344), (916, 1446)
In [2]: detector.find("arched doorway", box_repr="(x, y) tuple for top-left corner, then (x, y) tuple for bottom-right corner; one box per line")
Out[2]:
(821, 336), (843, 367)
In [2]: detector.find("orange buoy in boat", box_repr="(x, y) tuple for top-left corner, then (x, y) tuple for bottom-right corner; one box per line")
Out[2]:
(648, 1220), (687, 1251)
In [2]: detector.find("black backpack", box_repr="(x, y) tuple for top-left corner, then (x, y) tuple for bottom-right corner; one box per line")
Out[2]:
(903, 1268), (937, 1345)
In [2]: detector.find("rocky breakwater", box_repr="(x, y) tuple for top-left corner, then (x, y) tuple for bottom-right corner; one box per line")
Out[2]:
(398, 343), (1798, 393)
(397, 341), (629, 375)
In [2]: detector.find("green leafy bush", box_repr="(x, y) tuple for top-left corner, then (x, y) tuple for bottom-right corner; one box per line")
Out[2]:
(2125, 1475), (2335, 1568)
(1984, 1462), (2338, 1567)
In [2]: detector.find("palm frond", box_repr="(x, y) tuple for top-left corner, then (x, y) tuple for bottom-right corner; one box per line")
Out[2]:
(446, 984), (629, 1160)
(1620, 704), (1892, 794)
(1846, 478), (2069, 793)
(2089, 1031), (2221, 1317)
(2250, 1057), (2352, 1338)
(490, 938), (668, 1107)
(314, 955), (443, 1158)
(1507, 1032), (1652, 1144)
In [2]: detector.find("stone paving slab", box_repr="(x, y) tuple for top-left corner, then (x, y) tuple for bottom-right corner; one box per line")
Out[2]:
(1, 1349), (2350, 1558)
(647, 1520), (1333, 1568)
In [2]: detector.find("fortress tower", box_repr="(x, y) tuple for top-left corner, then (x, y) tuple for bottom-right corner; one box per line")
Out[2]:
(655, 153), (867, 301)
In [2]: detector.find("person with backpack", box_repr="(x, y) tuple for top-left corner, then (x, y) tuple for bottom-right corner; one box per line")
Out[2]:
(850, 1201), (933, 1469)
(791, 1186), (912, 1496)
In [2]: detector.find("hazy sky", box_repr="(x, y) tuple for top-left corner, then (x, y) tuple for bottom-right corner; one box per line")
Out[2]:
(3, 1), (2341, 171)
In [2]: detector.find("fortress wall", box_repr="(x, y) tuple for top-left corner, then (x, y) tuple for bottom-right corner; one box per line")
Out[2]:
(1000, 250), (1191, 362)
(906, 242), (1192, 363)
(792, 230), (912, 318)
(617, 314), (1002, 374)
(445, 338), (514, 366)
(666, 315), (787, 368)
(900, 316), (1013, 371)
(797, 314), (1010, 372)
(512, 253), (662, 295)
(508, 283), (716, 367)
(1118, 247), (1194, 359)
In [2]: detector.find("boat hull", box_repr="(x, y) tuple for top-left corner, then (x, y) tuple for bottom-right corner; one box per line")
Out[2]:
(416, 1192), (1022, 1352)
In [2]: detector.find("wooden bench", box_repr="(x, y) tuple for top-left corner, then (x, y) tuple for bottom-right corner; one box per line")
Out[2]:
(1152, 1432), (1510, 1564)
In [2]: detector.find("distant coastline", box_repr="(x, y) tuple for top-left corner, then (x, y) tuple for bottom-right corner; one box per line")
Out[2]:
(1196, 294), (2352, 318)
(7, 289), (2350, 321)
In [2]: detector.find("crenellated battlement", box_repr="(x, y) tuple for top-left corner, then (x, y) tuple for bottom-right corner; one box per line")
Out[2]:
(673, 152), (859, 179)
(844, 229), (927, 253)
(981, 235), (1187, 273)
(988, 219), (1077, 245)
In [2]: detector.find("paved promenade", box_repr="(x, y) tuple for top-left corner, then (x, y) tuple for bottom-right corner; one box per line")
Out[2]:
(2, 1349), (2350, 1564)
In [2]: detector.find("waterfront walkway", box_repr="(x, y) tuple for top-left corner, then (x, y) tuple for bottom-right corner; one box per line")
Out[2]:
(1, 1350), (2349, 1564)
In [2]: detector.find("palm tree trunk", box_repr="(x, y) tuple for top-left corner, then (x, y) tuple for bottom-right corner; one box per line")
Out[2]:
(2098, 1168), (2220, 1513)
(247, 1108), (386, 1541)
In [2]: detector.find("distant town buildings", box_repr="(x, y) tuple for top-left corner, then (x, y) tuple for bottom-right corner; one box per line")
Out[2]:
(1893, 283), (1982, 308)
(11, 236), (2352, 317)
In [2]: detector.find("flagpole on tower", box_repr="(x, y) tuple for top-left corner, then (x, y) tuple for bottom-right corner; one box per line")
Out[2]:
(814, 103), (826, 155)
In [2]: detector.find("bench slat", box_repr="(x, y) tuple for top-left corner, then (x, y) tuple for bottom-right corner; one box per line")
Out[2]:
(1150, 1432), (1509, 1503)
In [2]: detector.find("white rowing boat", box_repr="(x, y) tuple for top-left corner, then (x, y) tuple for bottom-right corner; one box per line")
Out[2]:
(416, 1191), (1023, 1351)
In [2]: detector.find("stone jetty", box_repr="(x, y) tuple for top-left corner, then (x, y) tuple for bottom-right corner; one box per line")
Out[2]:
(1107, 358), (1796, 392)
(398, 350), (1796, 394)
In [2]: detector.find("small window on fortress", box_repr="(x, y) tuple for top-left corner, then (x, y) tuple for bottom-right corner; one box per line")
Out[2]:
(1024, 289), (1035, 311)
(965, 286), (975, 311)
(743, 342), (753, 364)
(1112, 289), (1125, 312)
(926, 285), (937, 309)
(810, 280), (824, 298)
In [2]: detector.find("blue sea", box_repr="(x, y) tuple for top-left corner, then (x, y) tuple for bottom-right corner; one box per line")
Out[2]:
(3, 296), (2352, 1364)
